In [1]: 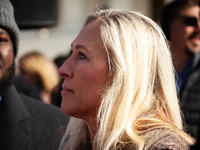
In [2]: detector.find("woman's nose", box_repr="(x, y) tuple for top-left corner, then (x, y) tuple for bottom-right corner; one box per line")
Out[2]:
(58, 59), (73, 79)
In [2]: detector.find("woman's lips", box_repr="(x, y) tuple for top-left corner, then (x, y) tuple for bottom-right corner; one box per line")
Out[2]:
(61, 86), (74, 94)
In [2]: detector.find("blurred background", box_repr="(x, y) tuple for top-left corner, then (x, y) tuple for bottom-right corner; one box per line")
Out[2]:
(10, 0), (174, 64)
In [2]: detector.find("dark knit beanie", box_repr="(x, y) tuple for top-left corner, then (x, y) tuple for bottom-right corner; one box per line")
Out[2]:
(0, 0), (19, 57)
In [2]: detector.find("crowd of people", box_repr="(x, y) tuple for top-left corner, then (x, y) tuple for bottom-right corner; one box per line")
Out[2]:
(0, 0), (200, 149)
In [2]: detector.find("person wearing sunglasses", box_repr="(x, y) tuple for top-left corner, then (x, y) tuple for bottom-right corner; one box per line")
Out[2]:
(161, 0), (200, 149)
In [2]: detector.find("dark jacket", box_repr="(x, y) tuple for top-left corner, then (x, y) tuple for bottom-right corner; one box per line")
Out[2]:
(0, 84), (70, 150)
(180, 53), (200, 149)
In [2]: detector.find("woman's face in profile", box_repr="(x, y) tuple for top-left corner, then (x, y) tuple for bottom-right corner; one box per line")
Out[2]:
(59, 22), (109, 121)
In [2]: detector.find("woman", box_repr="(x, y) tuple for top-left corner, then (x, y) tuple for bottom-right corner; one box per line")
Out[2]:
(19, 52), (60, 104)
(58, 9), (194, 150)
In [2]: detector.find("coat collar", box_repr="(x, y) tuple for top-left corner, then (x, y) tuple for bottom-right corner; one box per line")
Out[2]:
(191, 52), (200, 71)
(0, 84), (31, 149)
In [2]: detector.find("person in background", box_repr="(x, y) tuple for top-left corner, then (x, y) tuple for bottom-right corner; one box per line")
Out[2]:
(58, 9), (194, 150)
(54, 52), (72, 68)
(0, 0), (70, 149)
(161, 0), (200, 149)
(19, 51), (60, 104)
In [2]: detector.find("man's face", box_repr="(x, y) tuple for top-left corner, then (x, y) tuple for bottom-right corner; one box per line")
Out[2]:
(0, 28), (14, 95)
(170, 5), (200, 54)
(0, 28), (14, 78)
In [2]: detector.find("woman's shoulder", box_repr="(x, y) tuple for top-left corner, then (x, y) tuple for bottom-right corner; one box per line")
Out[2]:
(143, 128), (190, 150)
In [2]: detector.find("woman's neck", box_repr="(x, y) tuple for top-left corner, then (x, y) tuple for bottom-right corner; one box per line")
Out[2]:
(86, 122), (97, 143)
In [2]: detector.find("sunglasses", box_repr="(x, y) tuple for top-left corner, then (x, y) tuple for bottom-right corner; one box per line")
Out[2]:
(176, 15), (199, 26)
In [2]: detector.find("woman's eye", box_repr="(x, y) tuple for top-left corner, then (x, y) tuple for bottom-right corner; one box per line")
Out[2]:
(79, 53), (86, 59)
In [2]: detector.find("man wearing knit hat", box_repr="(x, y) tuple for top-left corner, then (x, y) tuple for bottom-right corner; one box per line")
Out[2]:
(0, 0), (70, 150)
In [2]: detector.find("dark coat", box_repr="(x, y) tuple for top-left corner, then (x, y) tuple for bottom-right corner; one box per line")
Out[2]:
(180, 53), (200, 149)
(0, 84), (70, 150)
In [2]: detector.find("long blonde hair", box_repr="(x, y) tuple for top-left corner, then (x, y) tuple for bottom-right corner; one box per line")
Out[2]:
(19, 51), (60, 94)
(59, 9), (194, 150)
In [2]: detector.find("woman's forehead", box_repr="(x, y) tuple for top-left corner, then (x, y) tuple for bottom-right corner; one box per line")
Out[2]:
(72, 22), (103, 51)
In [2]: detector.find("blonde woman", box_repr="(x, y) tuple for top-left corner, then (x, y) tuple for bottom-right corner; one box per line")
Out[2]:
(58, 9), (194, 150)
(19, 52), (60, 104)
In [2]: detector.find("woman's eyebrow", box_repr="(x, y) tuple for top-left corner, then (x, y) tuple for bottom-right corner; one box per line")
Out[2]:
(71, 43), (89, 52)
